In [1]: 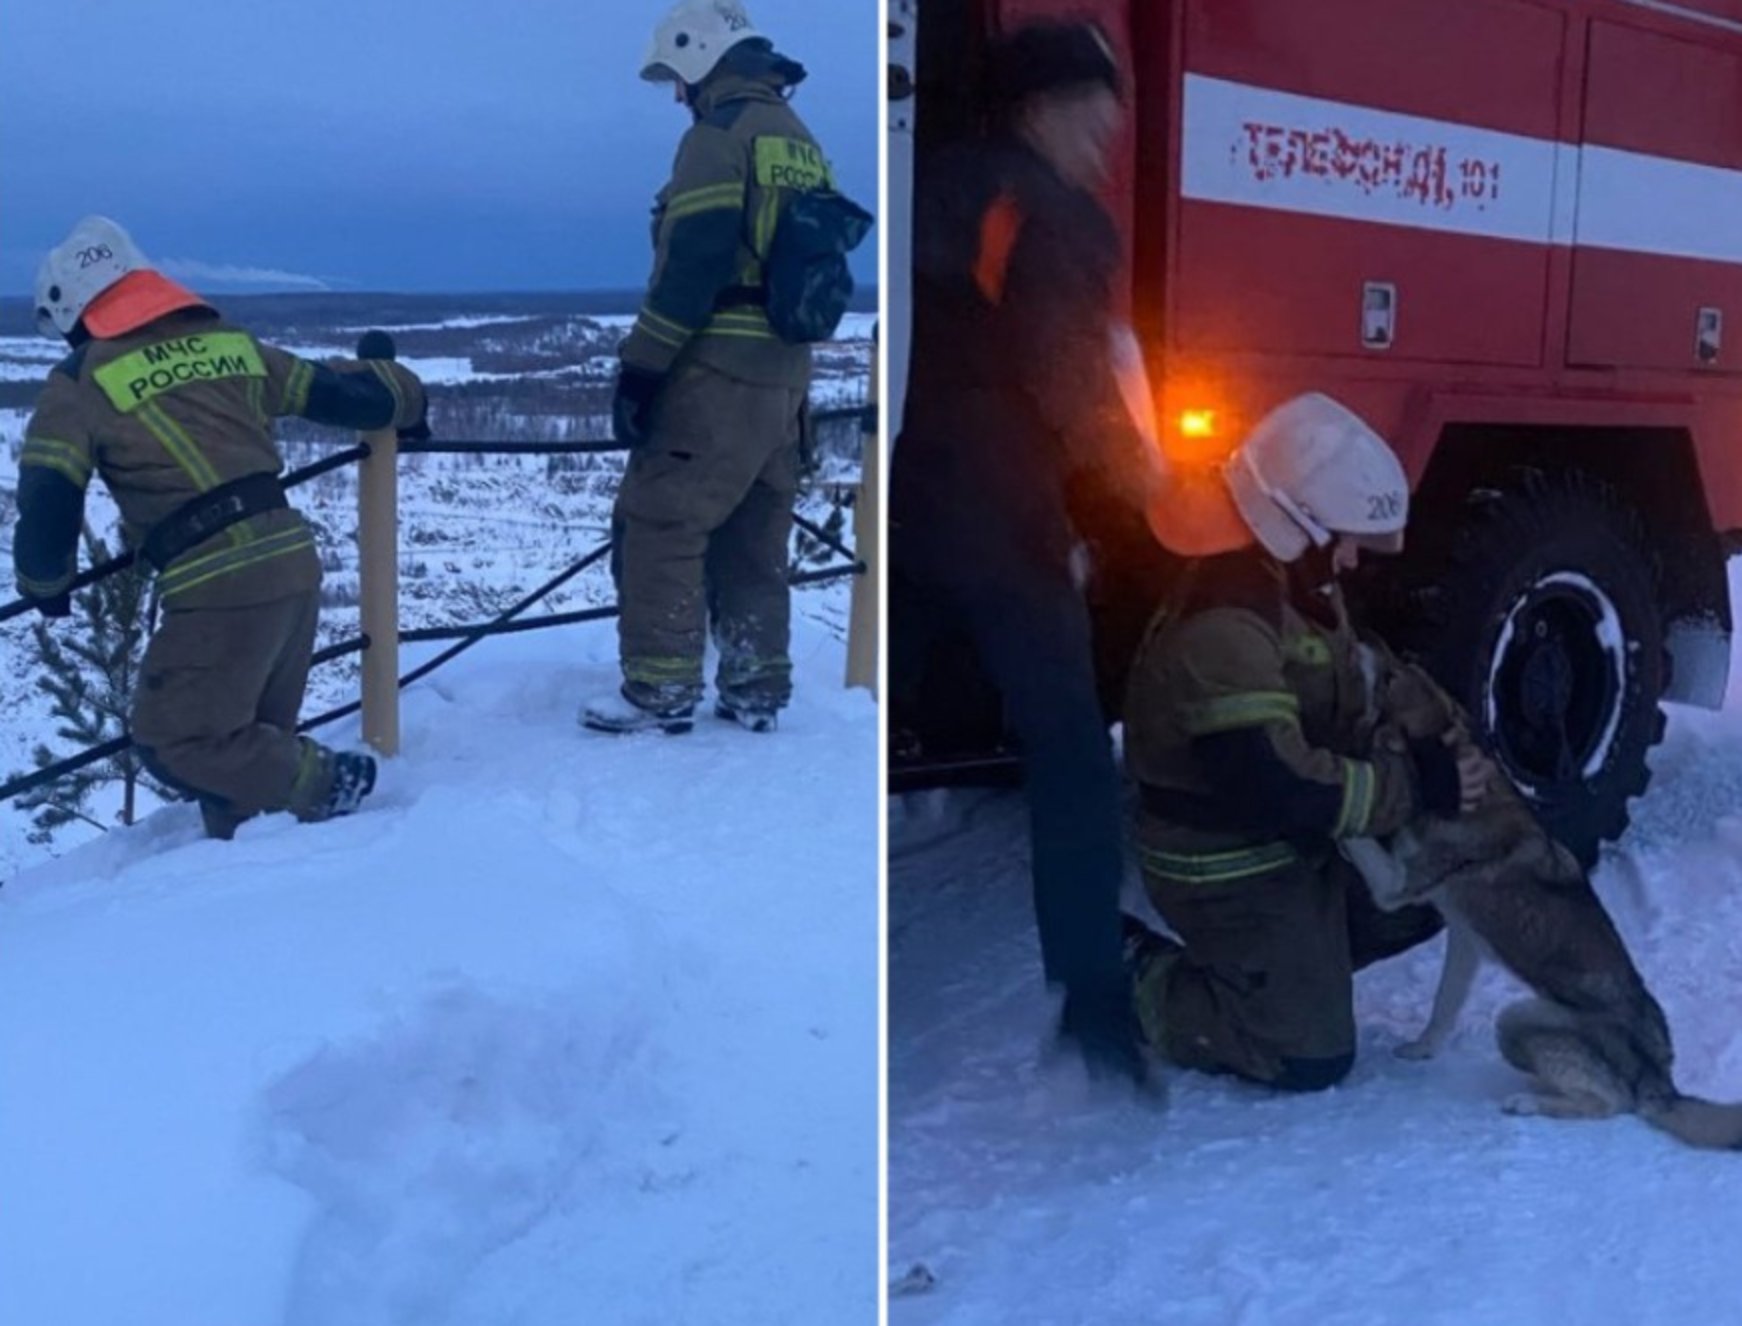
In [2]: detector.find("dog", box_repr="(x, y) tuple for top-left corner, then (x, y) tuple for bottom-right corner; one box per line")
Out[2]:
(1341, 643), (1742, 1149)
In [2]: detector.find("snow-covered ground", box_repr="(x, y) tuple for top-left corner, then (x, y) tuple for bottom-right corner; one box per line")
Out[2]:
(888, 565), (1742, 1326)
(0, 622), (879, 1325)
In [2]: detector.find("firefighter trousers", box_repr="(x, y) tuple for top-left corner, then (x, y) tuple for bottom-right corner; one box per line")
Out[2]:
(131, 588), (337, 838)
(1135, 852), (1442, 1090)
(614, 360), (803, 711)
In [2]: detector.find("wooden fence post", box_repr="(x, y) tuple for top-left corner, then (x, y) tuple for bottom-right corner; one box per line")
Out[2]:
(358, 427), (400, 755)
(845, 355), (880, 696)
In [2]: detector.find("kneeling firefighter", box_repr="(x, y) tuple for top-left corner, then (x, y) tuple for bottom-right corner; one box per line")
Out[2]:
(1122, 395), (1494, 1091)
(13, 216), (429, 839)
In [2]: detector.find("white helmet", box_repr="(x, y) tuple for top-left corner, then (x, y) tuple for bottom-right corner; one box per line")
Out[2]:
(1223, 393), (1409, 561)
(34, 215), (149, 337)
(641, 0), (761, 85)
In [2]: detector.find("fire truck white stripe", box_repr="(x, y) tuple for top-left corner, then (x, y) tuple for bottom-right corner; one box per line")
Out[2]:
(1181, 75), (1560, 246)
(1576, 145), (1742, 264)
(1182, 73), (1742, 264)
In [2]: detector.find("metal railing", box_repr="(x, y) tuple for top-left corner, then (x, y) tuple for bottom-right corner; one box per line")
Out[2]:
(0, 402), (876, 807)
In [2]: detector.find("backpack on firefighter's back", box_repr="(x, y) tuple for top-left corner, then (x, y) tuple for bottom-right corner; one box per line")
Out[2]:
(758, 142), (873, 344)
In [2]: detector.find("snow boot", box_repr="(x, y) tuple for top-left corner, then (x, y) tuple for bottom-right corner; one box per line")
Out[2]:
(322, 751), (377, 818)
(289, 742), (377, 825)
(581, 687), (696, 735)
(715, 697), (779, 733)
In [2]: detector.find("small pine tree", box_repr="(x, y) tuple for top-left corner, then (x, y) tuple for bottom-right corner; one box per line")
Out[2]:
(13, 527), (175, 845)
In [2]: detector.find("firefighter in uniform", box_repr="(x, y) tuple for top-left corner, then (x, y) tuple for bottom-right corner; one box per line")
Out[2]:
(13, 216), (428, 839)
(889, 22), (1163, 1085)
(1121, 395), (1494, 1091)
(584, 0), (829, 736)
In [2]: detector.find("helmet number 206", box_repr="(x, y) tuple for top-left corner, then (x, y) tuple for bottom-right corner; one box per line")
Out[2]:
(1368, 492), (1404, 521)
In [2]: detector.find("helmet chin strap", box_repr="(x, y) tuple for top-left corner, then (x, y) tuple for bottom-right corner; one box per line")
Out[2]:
(1232, 447), (1333, 549)
(1288, 545), (1342, 613)
(1268, 485), (1332, 549)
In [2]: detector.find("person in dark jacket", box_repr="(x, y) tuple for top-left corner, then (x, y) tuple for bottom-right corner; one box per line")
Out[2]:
(890, 21), (1163, 1087)
(14, 216), (428, 839)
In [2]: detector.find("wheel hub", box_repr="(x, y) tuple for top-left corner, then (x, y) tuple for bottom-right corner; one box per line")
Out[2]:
(1489, 582), (1622, 787)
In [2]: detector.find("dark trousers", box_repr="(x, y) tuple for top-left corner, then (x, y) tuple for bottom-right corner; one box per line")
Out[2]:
(899, 547), (1127, 1005)
(131, 589), (334, 836)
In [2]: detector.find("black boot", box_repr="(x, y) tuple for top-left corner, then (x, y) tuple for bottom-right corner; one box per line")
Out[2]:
(582, 686), (696, 735)
(323, 751), (377, 818)
(715, 697), (778, 733)
(1058, 975), (1160, 1098)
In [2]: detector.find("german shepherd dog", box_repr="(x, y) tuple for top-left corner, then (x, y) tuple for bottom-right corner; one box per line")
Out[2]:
(1342, 645), (1742, 1149)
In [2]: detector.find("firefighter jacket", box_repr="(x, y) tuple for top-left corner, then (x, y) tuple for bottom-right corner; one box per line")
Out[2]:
(1123, 552), (1458, 886)
(891, 134), (1146, 577)
(619, 64), (826, 391)
(13, 308), (426, 612)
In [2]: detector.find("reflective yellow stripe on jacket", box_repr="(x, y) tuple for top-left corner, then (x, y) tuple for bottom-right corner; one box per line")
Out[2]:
(1178, 691), (1301, 736)
(20, 437), (92, 489)
(1139, 842), (1300, 885)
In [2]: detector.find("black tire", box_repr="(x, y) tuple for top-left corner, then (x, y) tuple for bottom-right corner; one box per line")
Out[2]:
(1397, 469), (1666, 865)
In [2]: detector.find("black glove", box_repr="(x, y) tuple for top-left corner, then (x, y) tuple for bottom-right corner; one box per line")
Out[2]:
(355, 329), (432, 441)
(397, 409), (433, 443)
(356, 329), (397, 361)
(30, 591), (71, 620)
(612, 364), (665, 446)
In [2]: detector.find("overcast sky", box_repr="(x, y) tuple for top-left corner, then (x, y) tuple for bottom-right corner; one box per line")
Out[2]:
(0, 0), (878, 295)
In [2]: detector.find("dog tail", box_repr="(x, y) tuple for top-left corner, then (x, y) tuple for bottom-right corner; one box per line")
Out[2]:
(1639, 1093), (1742, 1150)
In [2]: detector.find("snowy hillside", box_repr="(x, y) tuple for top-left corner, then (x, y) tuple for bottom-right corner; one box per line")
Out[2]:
(888, 564), (1742, 1326)
(0, 621), (879, 1325)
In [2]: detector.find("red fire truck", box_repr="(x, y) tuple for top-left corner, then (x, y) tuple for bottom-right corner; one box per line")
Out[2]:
(889, 0), (1742, 862)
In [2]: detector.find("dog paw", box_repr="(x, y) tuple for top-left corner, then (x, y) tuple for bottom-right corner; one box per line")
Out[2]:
(1394, 1039), (1438, 1061)
(1502, 1092), (1542, 1116)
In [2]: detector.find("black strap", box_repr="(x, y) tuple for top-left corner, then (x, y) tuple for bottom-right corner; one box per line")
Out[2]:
(143, 471), (288, 571)
(52, 344), (91, 382)
(700, 99), (753, 131)
(715, 284), (767, 309)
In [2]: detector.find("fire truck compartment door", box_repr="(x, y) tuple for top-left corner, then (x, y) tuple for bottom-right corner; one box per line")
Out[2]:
(1567, 20), (1742, 376)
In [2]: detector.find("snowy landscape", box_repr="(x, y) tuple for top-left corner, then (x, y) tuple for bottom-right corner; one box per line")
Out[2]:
(0, 296), (878, 1324)
(888, 562), (1742, 1325)
(0, 294), (875, 874)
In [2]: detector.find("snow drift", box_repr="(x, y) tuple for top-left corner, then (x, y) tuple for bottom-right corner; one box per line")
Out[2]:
(0, 622), (879, 1325)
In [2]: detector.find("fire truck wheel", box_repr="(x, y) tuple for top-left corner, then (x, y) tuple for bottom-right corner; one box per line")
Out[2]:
(1407, 469), (1665, 867)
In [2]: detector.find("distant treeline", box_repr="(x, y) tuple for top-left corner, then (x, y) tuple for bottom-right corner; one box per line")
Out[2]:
(0, 288), (880, 339)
